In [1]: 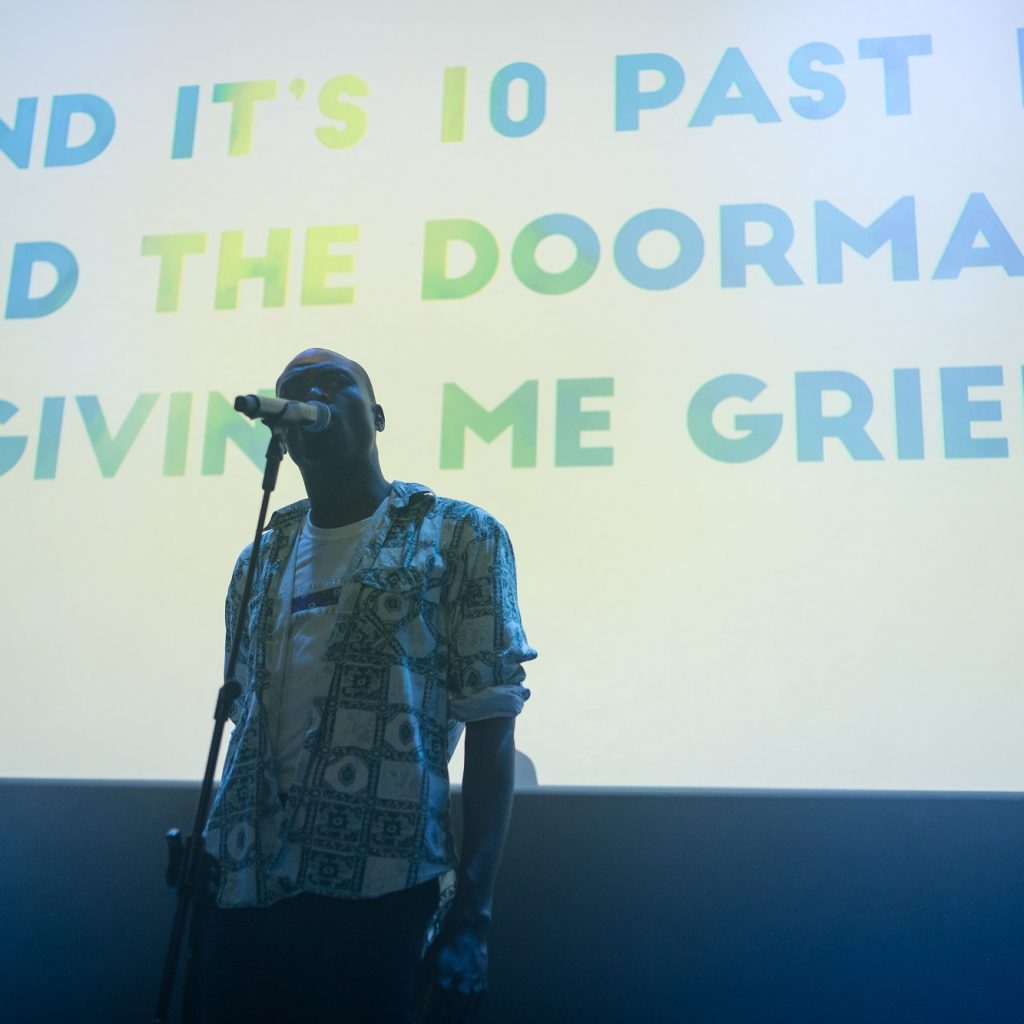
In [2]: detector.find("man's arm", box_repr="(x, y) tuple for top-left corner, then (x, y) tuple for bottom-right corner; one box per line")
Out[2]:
(453, 715), (516, 931)
(420, 716), (516, 1015)
(419, 510), (533, 1019)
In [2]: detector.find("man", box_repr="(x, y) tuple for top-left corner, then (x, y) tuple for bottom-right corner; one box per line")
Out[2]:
(196, 348), (535, 1024)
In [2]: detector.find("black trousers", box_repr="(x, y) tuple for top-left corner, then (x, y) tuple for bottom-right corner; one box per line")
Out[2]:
(186, 881), (439, 1024)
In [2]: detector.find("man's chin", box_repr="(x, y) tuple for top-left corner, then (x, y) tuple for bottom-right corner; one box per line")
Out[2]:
(293, 430), (344, 467)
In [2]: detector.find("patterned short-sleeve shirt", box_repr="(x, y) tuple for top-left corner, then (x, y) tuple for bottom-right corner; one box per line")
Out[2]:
(205, 481), (535, 908)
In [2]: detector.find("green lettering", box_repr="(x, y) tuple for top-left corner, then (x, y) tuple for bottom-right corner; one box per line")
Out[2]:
(301, 225), (358, 305)
(77, 394), (159, 478)
(555, 378), (614, 466)
(163, 392), (193, 476)
(202, 390), (273, 474)
(422, 220), (498, 300)
(440, 381), (538, 468)
(212, 81), (278, 155)
(141, 233), (207, 312)
(215, 229), (290, 309)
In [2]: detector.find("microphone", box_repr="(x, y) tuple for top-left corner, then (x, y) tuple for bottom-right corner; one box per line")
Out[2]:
(233, 394), (331, 433)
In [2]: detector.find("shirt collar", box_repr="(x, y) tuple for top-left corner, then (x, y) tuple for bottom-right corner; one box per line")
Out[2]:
(266, 480), (435, 531)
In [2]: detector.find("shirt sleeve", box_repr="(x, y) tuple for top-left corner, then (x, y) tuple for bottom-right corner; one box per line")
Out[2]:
(445, 512), (536, 723)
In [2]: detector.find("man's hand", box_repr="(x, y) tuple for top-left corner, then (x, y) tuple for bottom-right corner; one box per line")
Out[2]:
(416, 716), (516, 1022)
(416, 909), (489, 1023)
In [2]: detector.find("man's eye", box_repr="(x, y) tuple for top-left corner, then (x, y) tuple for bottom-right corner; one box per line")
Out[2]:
(280, 369), (349, 398)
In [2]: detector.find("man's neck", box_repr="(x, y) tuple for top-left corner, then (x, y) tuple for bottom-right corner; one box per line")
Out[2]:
(302, 465), (391, 528)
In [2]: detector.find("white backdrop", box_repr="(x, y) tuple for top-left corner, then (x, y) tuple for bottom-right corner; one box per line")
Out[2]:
(2, 1), (1022, 788)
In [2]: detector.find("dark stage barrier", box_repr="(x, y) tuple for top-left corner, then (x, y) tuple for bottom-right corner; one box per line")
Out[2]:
(1, 779), (1022, 1023)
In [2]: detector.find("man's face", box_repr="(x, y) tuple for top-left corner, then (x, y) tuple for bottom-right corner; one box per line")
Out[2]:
(275, 349), (384, 470)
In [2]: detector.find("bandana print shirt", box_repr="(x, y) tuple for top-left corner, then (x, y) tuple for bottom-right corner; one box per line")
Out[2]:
(204, 481), (535, 907)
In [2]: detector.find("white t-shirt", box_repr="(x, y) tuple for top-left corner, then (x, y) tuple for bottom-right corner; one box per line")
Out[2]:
(273, 503), (384, 791)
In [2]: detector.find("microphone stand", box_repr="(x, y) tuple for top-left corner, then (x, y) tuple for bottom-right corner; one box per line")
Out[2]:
(151, 422), (288, 1023)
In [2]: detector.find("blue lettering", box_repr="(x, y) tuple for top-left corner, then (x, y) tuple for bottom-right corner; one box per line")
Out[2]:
(172, 85), (200, 159)
(614, 209), (704, 290)
(940, 366), (1008, 459)
(789, 43), (846, 119)
(933, 193), (1024, 279)
(5, 242), (79, 319)
(43, 93), (116, 167)
(0, 401), (28, 475)
(0, 98), (38, 169)
(614, 53), (685, 131)
(687, 375), (782, 462)
(721, 204), (802, 287)
(857, 35), (932, 115)
(893, 368), (924, 460)
(490, 63), (546, 138)
(1019, 29), (1024, 106)
(795, 371), (883, 461)
(689, 48), (781, 126)
(815, 197), (919, 283)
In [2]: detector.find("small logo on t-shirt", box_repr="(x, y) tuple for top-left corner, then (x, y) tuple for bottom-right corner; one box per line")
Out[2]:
(291, 587), (342, 614)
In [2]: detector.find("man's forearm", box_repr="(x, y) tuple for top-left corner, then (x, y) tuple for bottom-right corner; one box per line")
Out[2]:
(452, 716), (516, 923)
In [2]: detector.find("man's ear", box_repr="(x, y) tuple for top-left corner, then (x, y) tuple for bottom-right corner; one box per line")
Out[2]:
(373, 404), (385, 431)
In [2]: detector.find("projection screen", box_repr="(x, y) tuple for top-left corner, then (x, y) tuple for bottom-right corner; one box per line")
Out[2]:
(2, 1), (1022, 789)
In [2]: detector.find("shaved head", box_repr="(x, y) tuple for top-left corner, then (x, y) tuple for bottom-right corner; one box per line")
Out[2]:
(276, 348), (376, 403)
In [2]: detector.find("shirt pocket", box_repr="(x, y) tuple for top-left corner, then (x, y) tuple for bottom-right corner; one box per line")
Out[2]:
(351, 566), (438, 660)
